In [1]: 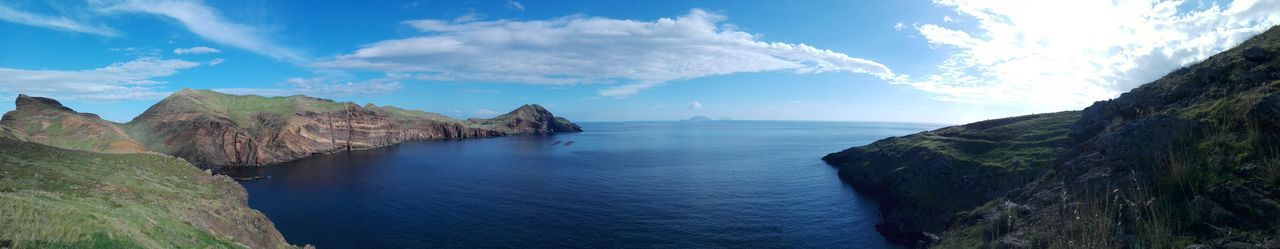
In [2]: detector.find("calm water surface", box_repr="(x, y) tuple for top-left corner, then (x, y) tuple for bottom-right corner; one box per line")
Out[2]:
(227, 121), (937, 248)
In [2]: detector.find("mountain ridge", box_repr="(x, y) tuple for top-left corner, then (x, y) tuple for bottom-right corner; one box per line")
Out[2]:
(0, 94), (146, 153)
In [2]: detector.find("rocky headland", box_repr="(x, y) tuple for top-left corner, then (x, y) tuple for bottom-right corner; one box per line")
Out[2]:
(122, 89), (580, 168)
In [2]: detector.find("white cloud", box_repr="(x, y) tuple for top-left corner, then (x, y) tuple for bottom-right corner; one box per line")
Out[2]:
(93, 0), (305, 62)
(472, 109), (499, 116)
(0, 3), (117, 36)
(688, 101), (703, 110)
(315, 9), (895, 97)
(905, 0), (1280, 109)
(214, 76), (402, 97)
(506, 0), (524, 11)
(942, 15), (956, 23)
(174, 46), (221, 54)
(894, 22), (906, 30)
(208, 58), (225, 66)
(110, 47), (161, 56)
(0, 57), (200, 100)
(916, 24), (980, 48)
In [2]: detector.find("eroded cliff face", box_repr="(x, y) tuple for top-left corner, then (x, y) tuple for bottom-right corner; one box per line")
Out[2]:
(126, 90), (578, 167)
(0, 94), (146, 153)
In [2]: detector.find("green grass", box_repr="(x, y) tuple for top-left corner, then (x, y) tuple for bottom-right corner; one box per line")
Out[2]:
(181, 89), (348, 128)
(0, 138), (294, 249)
(828, 111), (1081, 245)
(367, 105), (459, 124)
(4, 102), (139, 153)
(867, 111), (1079, 171)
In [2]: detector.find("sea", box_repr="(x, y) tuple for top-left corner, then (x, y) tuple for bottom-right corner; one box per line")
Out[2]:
(225, 121), (939, 248)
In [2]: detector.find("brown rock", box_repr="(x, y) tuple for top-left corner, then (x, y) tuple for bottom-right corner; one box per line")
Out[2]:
(126, 90), (580, 168)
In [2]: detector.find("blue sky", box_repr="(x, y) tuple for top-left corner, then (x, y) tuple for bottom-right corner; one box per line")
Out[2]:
(0, 0), (1277, 123)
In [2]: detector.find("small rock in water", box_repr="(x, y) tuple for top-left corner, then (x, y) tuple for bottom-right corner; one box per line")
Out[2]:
(234, 175), (267, 181)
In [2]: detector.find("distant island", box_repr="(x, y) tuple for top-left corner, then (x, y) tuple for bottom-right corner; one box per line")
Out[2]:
(683, 115), (713, 122)
(681, 115), (733, 122)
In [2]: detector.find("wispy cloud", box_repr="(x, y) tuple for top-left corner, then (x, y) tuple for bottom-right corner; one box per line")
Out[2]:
(463, 88), (500, 94)
(214, 75), (401, 98)
(506, 0), (525, 11)
(173, 46), (221, 54)
(93, 0), (305, 62)
(472, 109), (499, 117)
(688, 101), (703, 110)
(0, 3), (117, 36)
(0, 57), (200, 100)
(315, 9), (895, 97)
(903, 0), (1280, 109)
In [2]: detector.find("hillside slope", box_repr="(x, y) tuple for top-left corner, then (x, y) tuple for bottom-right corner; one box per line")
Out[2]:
(827, 26), (1280, 248)
(125, 89), (581, 167)
(823, 111), (1079, 244)
(0, 137), (297, 248)
(0, 95), (145, 153)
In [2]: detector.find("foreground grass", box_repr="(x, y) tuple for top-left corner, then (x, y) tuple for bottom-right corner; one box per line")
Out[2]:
(0, 138), (295, 248)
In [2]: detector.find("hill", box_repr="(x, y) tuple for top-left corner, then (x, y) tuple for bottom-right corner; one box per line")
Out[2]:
(825, 26), (1280, 248)
(0, 136), (298, 248)
(0, 95), (145, 153)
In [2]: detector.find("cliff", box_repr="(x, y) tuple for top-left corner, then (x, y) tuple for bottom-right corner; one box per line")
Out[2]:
(0, 94), (146, 153)
(125, 89), (580, 167)
(822, 111), (1079, 244)
(826, 26), (1280, 248)
(0, 136), (299, 248)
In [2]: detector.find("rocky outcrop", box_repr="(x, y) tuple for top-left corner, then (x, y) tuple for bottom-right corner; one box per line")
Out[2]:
(0, 94), (146, 153)
(828, 25), (1280, 248)
(126, 89), (580, 168)
(468, 104), (584, 133)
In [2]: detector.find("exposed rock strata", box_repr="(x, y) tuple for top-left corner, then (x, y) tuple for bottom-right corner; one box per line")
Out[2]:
(126, 89), (581, 168)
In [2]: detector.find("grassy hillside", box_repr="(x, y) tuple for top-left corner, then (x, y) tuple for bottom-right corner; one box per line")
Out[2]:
(1, 95), (145, 153)
(162, 89), (351, 128)
(0, 137), (297, 248)
(823, 111), (1079, 243)
(364, 104), (460, 124)
(829, 25), (1280, 248)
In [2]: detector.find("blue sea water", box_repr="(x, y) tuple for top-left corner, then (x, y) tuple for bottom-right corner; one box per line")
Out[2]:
(226, 121), (938, 248)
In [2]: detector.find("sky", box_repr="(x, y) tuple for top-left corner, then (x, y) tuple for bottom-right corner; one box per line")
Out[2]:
(0, 0), (1278, 124)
